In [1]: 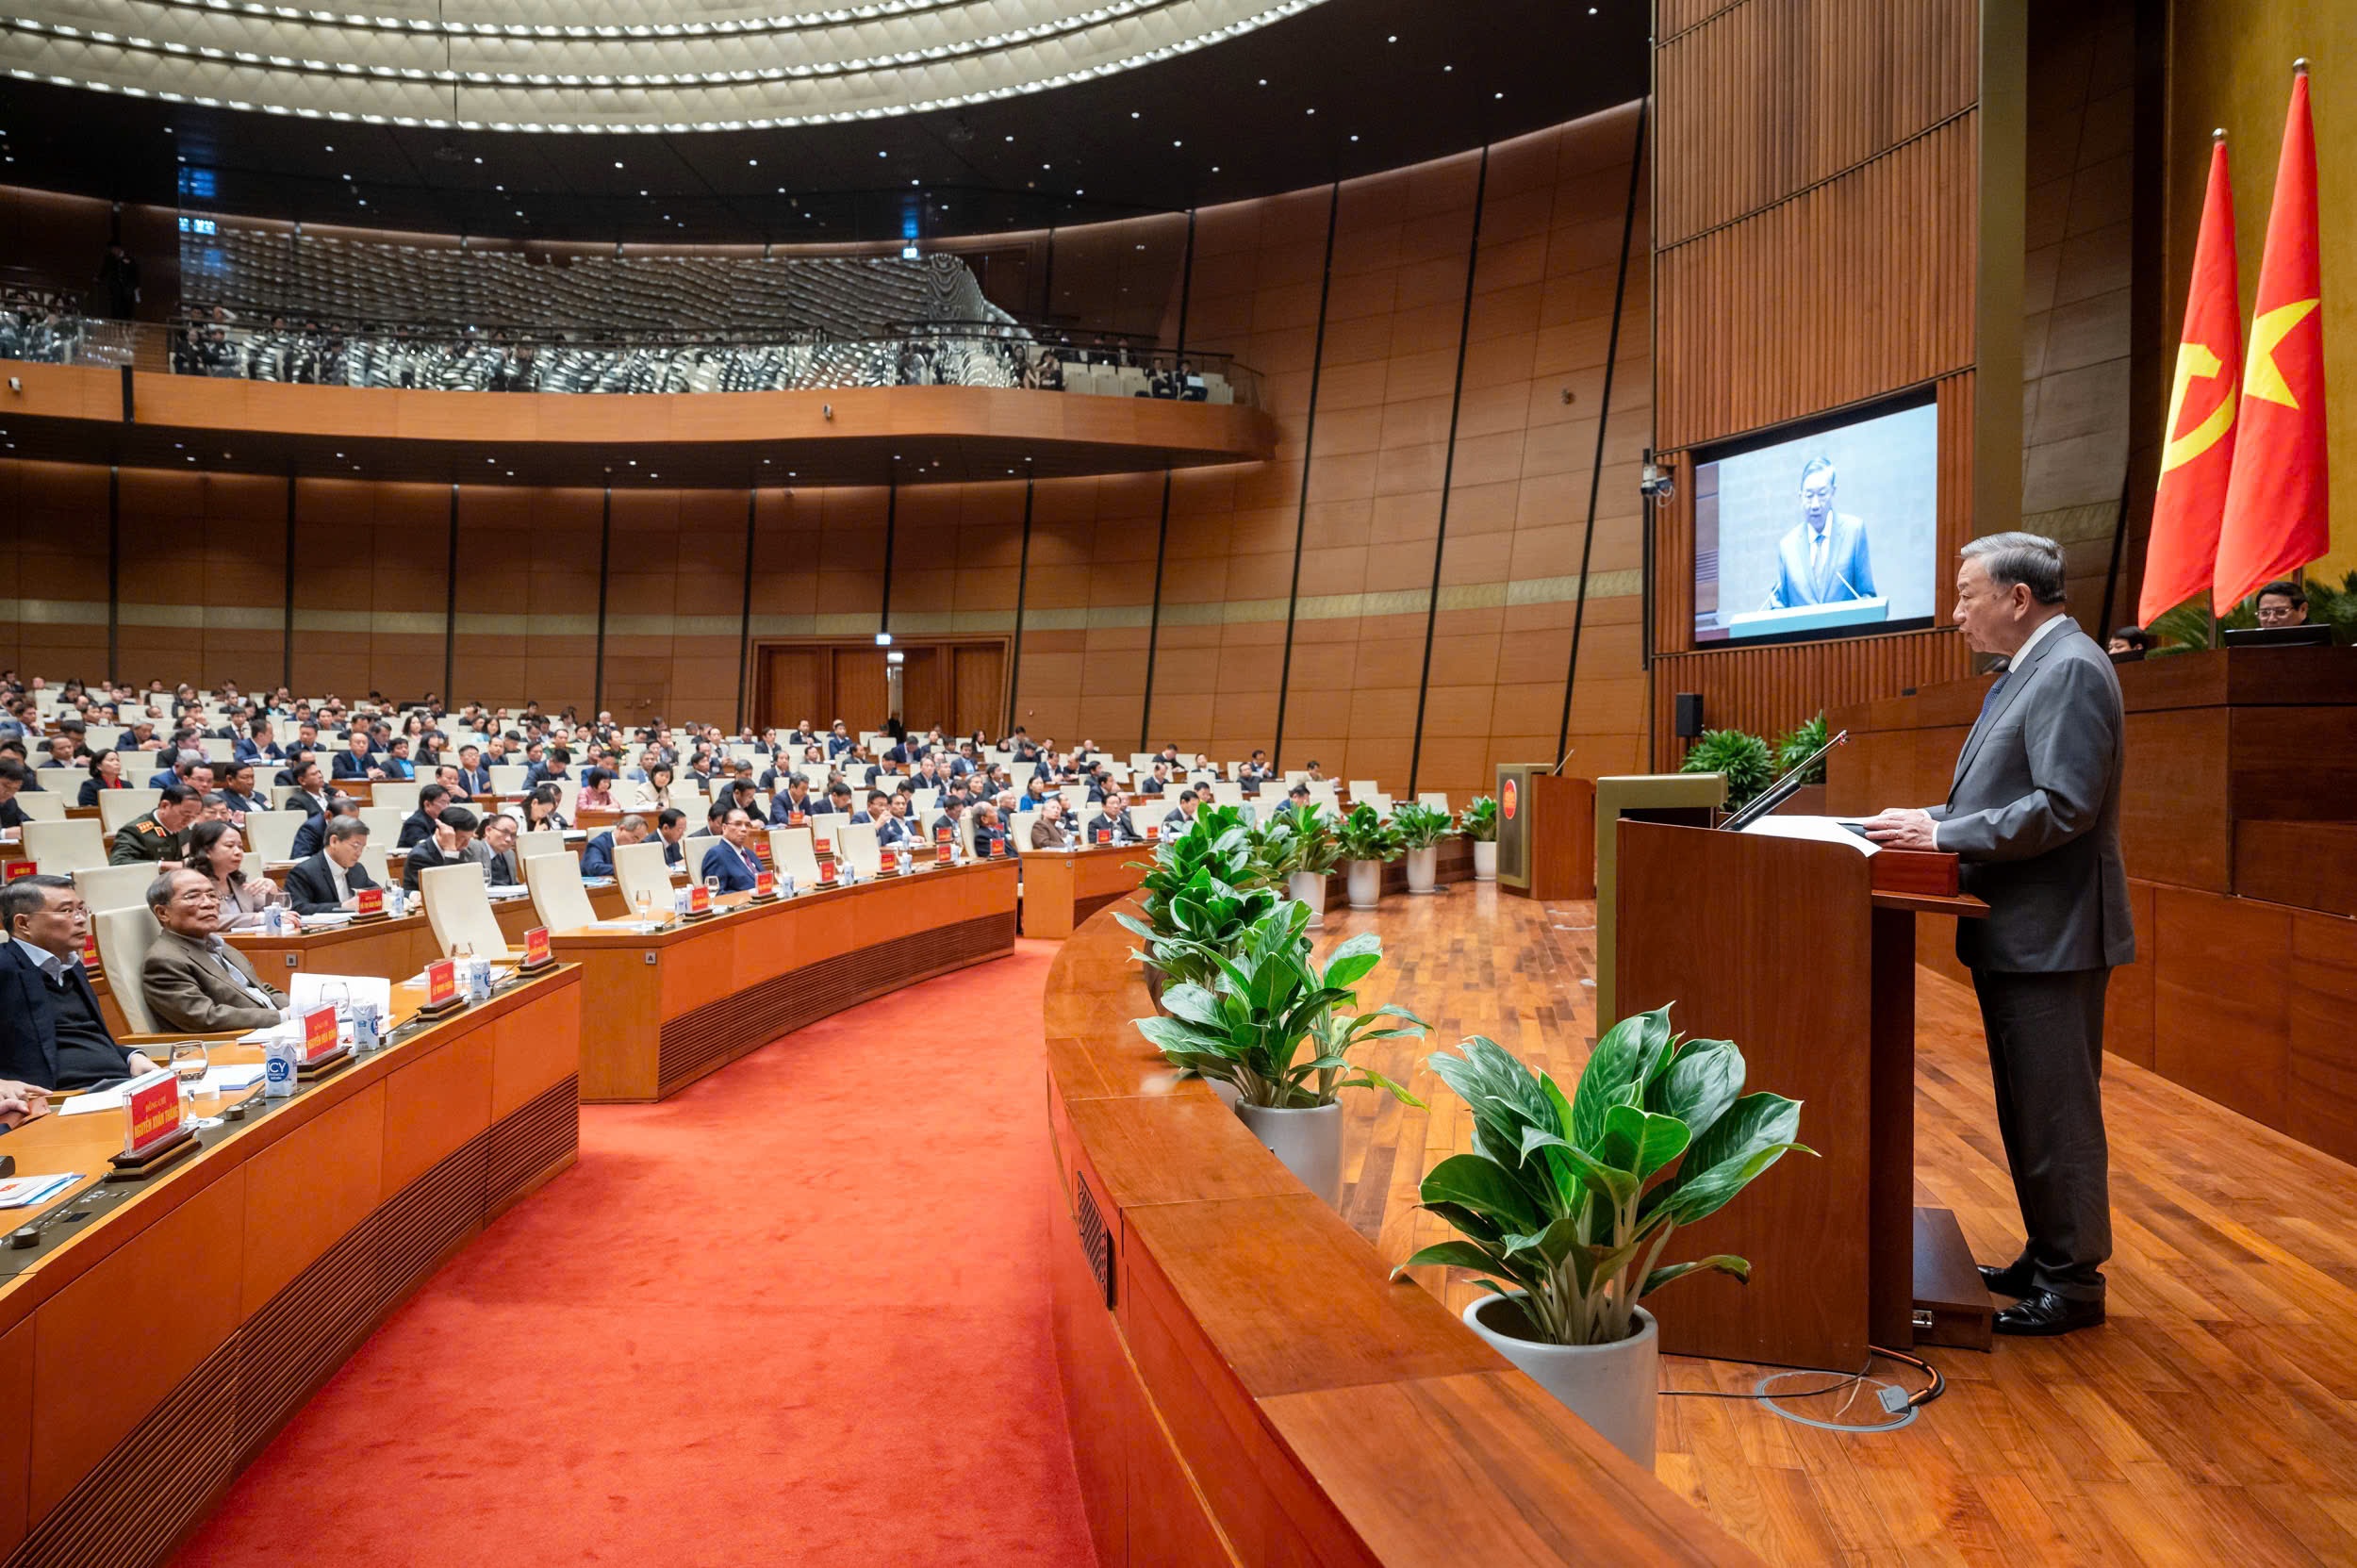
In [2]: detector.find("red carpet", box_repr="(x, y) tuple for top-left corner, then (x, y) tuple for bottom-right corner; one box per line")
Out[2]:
(171, 941), (1094, 1568)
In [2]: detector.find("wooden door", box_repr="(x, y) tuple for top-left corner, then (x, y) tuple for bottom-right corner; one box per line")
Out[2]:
(953, 645), (1004, 739)
(832, 649), (889, 732)
(762, 649), (827, 733)
(899, 648), (945, 731)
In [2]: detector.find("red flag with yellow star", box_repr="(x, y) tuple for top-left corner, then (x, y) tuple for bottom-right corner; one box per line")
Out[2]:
(2140, 134), (2240, 625)
(2217, 65), (2328, 610)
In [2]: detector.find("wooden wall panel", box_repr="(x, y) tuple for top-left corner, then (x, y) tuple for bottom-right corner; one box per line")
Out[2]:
(1656, 0), (1978, 244)
(4, 460), (111, 681)
(1656, 116), (1978, 451)
(1649, 626), (1970, 769)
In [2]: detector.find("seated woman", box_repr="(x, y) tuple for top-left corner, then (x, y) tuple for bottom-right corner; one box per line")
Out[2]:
(520, 784), (569, 834)
(630, 761), (677, 810)
(575, 767), (618, 811)
(186, 818), (300, 933)
(77, 748), (128, 808)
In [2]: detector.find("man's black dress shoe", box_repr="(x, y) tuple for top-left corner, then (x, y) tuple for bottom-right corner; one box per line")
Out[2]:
(1978, 1263), (2035, 1298)
(1992, 1290), (2104, 1336)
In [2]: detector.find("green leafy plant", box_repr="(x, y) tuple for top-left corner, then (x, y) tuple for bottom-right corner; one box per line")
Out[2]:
(1116, 865), (1279, 991)
(1390, 801), (1457, 850)
(1772, 713), (1829, 784)
(1459, 796), (1500, 844)
(1679, 728), (1774, 812)
(1134, 902), (1427, 1109)
(1335, 801), (1403, 864)
(1395, 1007), (1809, 1346)
(1254, 801), (1343, 879)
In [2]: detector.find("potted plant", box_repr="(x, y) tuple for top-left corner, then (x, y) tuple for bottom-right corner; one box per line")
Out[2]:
(1263, 801), (1343, 927)
(1770, 713), (1830, 817)
(1461, 795), (1500, 881)
(1135, 902), (1426, 1204)
(1334, 802), (1400, 910)
(1116, 806), (1266, 1006)
(1389, 801), (1456, 895)
(1395, 1006), (1807, 1468)
(1116, 864), (1278, 996)
(1679, 727), (1773, 815)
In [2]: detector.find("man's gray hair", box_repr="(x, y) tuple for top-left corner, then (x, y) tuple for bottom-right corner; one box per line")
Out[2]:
(324, 815), (371, 843)
(1961, 532), (2067, 605)
(145, 869), (195, 913)
(0, 873), (73, 933)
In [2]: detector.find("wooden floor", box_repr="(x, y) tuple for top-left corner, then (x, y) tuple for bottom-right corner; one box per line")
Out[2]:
(1320, 881), (2357, 1567)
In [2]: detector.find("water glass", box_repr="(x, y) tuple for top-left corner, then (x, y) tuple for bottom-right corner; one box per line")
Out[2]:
(170, 1040), (208, 1099)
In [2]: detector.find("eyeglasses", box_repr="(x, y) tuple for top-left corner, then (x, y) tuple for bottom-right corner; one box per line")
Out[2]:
(2255, 602), (2301, 625)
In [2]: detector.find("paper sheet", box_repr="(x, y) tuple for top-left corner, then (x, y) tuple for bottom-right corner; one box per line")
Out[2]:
(58, 1085), (131, 1116)
(1738, 814), (1879, 857)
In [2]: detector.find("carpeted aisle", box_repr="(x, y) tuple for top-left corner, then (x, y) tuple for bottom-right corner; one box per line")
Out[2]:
(171, 941), (1095, 1568)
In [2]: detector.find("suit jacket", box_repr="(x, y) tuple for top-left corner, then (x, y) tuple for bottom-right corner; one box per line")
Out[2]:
(1764, 513), (1877, 610)
(455, 765), (494, 796)
(285, 850), (379, 914)
(330, 751), (378, 780)
(234, 736), (286, 764)
(402, 835), (467, 893)
(396, 810), (438, 850)
(284, 786), (329, 821)
(142, 926), (288, 1032)
(1927, 619), (2134, 973)
(0, 943), (132, 1090)
(699, 838), (762, 893)
(768, 793), (817, 827)
(580, 831), (618, 879)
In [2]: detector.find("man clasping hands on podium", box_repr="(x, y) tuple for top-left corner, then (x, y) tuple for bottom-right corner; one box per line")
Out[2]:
(1861, 533), (2132, 1337)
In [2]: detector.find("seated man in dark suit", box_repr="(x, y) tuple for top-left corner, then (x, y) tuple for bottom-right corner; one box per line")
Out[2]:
(0, 758), (29, 832)
(971, 803), (1010, 859)
(285, 815), (381, 914)
(216, 761), (271, 819)
(580, 813), (649, 880)
(397, 784), (451, 850)
(0, 875), (155, 1092)
(142, 869), (290, 1032)
(655, 807), (691, 869)
(233, 720), (286, 766)
(698, 807), (765, 893)
(281, 758), (331, 820)
(453, 745), (494, 798)
(402, 805), (478, 893)
(330, 729), (382, 783)
(1162, 788), (1200, 833)
(290, 795), (360, 861)
(768, 776), (818, 828)
(1136, 760), (1171, 798)
(813, 782), (856, 817)
(1083, 790), (1139, 846)
(478, 812), (525, 888)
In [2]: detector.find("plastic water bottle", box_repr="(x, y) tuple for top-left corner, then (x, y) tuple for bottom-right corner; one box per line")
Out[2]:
(782, 873), (797, 897)
(387, 886), (406, 918)
(264, 1036), (300, 1098)
(467, 955), (492, 1003)
(351, 999), (382, 1052)
(262, 904), (284, 935)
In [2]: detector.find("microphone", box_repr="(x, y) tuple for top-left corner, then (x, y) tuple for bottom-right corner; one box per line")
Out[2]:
(1549, 748), (1577, 776)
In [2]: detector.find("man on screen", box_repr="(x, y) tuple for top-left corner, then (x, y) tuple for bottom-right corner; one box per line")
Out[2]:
(1762, 457), (1876, 610)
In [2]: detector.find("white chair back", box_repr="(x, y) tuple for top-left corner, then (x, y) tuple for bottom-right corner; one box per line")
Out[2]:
(246, 809), (303, 865)
(14, 791), (65, 821)
(1060, 784), (1090, 814)
(270, 784), (306, 809)
(1417, 792), (1452, 813)
(555, 779), (581, 818)
(420, 863), (513, 959)
(25, 818), (107, 874)
(359, 844), (391, 888)
(910, 788), (938, 816)
(83, 725), (122, 751)
(1011, 811), (1038, 853)
(767, 826), (821, 883)
(1348, 779), (1379, 800)
(358, 807), (407, 844)
(1361, 792), (1393, 819)
(525, 852), (598, 933)
(1210, 782), (1245, 808)
(201, 737), (235, 762)
(372, 781), (421, 813)
(94, 905), (165, 1035)
(74, 863), (161, 916)
(487, 765), (530, 797)
(1308, 782), (1342, 809)
(612, 841), (676, 914)
(98, 789), (163, 834)
(516, 832), (571, 861)
(835, 820), (882, 879)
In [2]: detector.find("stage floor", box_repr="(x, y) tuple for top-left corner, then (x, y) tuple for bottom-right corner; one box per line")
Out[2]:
(1334, 881), (2357, 1566)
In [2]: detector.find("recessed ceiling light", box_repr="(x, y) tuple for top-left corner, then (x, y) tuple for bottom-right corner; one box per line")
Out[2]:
(613, 160), (624, 169)
(1306, 107), (1316, 114)
(1172, 140), (1181, 147)
(747, 157), (758, 166)
(1129, 111), (1140, 120)
(1494, 91), (1505, 99)
(473, 156), (483, 164)
(324, 143), (334, 151)
(1258, 77), (1267, 86)
(1211, 165), (1220, 173)
(877, 150), (887, 157)
(1004, 135), (1014, 142)
(1350, 135), (1360, 141)
(1387, 33), (1396, 41)
(1443, 64), (1453, 71)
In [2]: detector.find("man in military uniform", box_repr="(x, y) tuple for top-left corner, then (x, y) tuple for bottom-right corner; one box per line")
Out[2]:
(107, 783), (204, 870)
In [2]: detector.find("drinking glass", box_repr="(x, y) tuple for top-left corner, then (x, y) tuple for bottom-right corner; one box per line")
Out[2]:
(171, 1041), (208, 1100)
(635, 889), (653, 923)
(703, 875), (721, 900)
(320, 981), (350, 1020)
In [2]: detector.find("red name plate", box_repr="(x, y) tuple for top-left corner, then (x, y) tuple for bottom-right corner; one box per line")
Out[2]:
(935, 826), (952, 844)
(1144, 823), (1160, 839)
(813, 836), (832, 855)
(81, 932), (102, 971)
(983, 837), (1002, 859)
(788, 811), (806, 827)
(1096, 829), (1113, 845)
(301, 1005), (339, 1063)
(689, 883), (712, 913)
(755, 869), (775, 898)
(935, 840), (954, 864)
(3, 860), (36, 883)
(524, 926), (551, 965)
(425, 958), (457, 1007)
(354, 885), (384, 916)
(818, 860), (837, 884)
(123, 1071), (183, 1158)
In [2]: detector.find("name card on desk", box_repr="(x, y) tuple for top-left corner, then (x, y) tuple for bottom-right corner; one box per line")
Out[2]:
(817, 860), (837, 885)
(688, 883), (712, 915)
(354, 886), (384, 916)
(302, 1006), (339, 1064)
(754, 870), (775, 899)
(3, 860), (35, 883)
(1096, 830), (1113, 846)
(935, 840), (954, 865)
(934, 826), (952, 845)
(122, 1070), (183, 1159)
(1144, 823), (1160, 840)
(425, 959), (458, 1008)
(80, 932), (102, 976)
(523, 926), (551, 966)
(813, 836), (832, 856)
(788, 811), (807, 827)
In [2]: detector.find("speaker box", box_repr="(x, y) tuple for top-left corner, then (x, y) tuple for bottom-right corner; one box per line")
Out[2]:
(1673, 693), (1704, 739)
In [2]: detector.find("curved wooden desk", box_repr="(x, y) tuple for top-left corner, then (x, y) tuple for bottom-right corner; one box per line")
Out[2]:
(552, 856), (1017, 1102)
(1042, 900), (1751, 1567)
(1021, 842), (1153, 940)
(0, 966), (581, 1568)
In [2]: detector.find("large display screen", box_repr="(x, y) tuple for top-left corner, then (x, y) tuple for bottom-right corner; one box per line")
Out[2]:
(1690, 396), (1939, 646)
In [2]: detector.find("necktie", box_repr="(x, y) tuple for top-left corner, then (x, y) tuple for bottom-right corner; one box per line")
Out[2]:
(1980, 670), (2010, 714)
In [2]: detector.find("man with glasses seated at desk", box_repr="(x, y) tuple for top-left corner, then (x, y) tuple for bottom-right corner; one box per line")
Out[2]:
(700, 807), (764, 894)
(0, 875), (157, 1096)
(141, 869), (290, 1034)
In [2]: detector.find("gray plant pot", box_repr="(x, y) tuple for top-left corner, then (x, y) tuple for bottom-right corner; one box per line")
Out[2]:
(1405, 846), (1438, 893)
(1233, 1099), (1342, 1207)
(1472, 839), (1497, 881)
(1462, 1296), (1658, 1469)
(1288, 869), (1327, 928)
(1345, 859), (1383, 909)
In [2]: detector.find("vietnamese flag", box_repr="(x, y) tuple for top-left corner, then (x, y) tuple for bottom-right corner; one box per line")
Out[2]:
(2140, 133), (2241, 625)
(2217, 65), (2329, 611)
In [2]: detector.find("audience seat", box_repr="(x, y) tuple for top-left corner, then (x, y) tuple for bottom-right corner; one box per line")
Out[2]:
(524, 853), (597, 933)
(98, 790), (164, 835)
(372, 782), (421, 813)
(13, 791), (65, 821)
(246, 810), (303, 865)
(74, 863), (158, 916)
(611, 841), (675, 916)
(92, 906), (170, 1035)
(419, 863), (517, 960)
(516, 833), (571, 862)
(834, 820), (882, 880)
(768, 826), (821, 883)
(25, 819), (106, 874)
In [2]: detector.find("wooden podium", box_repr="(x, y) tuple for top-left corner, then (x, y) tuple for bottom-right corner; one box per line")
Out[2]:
(1613, 819), (1991, 1370)
(1492, 765), (1596, 900)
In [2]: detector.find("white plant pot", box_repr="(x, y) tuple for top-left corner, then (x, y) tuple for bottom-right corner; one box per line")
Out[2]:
(1473, 839), (1497, 881)
(1345, 859), (1383, 909)
(1233, 1099), (1343, 1207)
(1462, 1296), (1658, 1470)
(1405, 846), (1438, 894)
(1288, 869), (1327, 929)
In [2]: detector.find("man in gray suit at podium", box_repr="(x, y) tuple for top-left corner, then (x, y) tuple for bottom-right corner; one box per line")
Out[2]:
(1861, 532), (2132, 1337)
(1763, 456), (1877, 609)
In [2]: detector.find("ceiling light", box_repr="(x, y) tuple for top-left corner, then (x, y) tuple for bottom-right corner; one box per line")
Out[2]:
(748, 157), (758, 165)
(1306, 107), (1316, 114)
(1443, 64), (1453, 71)
(473, 156), (483, 164)
(1387, 33), (1396, 41)
(877, 150), (887, 157)
(1129, 111), (1140, 119)
(1172, 140), (1181, 147)
(1258, 77), (1267, 86)
(614, 160), (624, 168)
(1494, 91), (1505, 99)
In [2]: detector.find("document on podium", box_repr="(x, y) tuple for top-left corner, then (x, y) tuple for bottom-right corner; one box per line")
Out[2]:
(1738, 814), (1879, 856)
